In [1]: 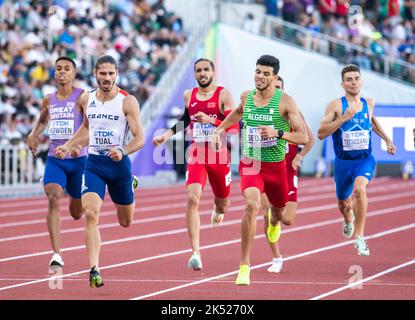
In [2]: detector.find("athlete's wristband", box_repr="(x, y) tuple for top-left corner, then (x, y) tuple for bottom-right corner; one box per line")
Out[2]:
(277, 130), (284, 139)
(116, 147), (126, 157)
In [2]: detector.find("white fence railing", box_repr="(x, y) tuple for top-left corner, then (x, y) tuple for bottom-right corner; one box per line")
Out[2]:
(0, 145), (45, 196)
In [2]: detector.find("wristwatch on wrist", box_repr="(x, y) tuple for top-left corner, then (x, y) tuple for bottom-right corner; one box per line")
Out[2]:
(277, 129), (284, 139)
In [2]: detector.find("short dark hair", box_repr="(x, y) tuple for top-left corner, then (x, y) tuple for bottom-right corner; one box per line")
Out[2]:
(94, 55), (118, 70)
(341, 64), (360, 80)
(194, 58), (215, 71)
(256, 55), (280, 75)
(55, 56), (76, 69)
(276, 75), (284, 90)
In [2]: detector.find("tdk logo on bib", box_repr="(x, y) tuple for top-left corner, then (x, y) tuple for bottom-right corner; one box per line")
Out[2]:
(94, 130), (115, 145)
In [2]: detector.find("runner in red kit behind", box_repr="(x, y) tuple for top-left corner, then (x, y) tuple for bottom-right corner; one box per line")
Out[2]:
(153, 58), (238, 271)
(186, 83), (230, 199)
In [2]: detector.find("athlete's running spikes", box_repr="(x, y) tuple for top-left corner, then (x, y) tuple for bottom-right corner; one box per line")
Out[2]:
(89, 266), (104, 288)
(49, 253), (64, 268)
(235, 265), (250, 286)
(342, 211), (355, 238)
(132, 175), (139, 191)
(267, 257), (283, 273)
(354, 236), (370, 256)
(211, 211), (224, 227)
(187, 252), (203, 271)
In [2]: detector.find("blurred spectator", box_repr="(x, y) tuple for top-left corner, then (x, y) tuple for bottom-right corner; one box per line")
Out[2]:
(282, 0), (298, 23)
(318, 0), (336, 22)
(256, 0), (279, 17)
(364, 0), (380, 25)
(300, 0), (314, 15)
(350, 49), (372, 70)
(1, 113), (23, 146)
(403, 52), (415, 82)
(0, 94), (16, 116)
(388, 0), (401, 21)
(243, 13), (261, 34)
(335, 0), (350, 18)
(403, 0), (415, 21)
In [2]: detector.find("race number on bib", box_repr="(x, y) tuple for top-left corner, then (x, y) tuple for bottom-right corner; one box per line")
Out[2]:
(247, 125), (277, 148)
(48, 119), (74, 139)
(342, 130), (370, 151)
(193, 123), (215, 142)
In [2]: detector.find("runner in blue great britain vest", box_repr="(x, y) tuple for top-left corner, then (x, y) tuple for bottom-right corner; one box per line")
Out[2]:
(318, 64), (396, 256)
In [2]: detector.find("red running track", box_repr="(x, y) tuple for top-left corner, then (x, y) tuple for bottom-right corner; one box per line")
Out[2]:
(0, 177), (414, 300)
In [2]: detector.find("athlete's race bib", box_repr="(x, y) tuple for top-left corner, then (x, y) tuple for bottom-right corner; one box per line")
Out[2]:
(342, 130), (370, 151)
(89, 128), (121, 155)
(48, 119), (74, 140)
(193, 123), (215, 142)
(246, 125), (277, 148)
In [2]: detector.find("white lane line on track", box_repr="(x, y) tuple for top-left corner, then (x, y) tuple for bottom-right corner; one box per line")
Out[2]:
(0, 218), (414, 294)
(130, 223), (415, 300)
(1, 186), (414, 241)
(0, 177), (412, 225)
(0, 178), (330, 211)
(0, 178), (335, 218)
(0, 178), (410, 216)
(309, 259), (415, 300)
(0, 201), (414, 263)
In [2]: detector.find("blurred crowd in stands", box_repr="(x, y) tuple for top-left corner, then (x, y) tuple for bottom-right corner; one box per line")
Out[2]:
(250, 0), (415, 83)
(1, 0), (414, 150)
(0, 0), (185, 148)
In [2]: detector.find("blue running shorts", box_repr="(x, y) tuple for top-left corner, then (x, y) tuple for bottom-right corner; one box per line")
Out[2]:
(82, 154), (134, 205)
(334, 155), (376, 201)
(43, 156), (87, 199)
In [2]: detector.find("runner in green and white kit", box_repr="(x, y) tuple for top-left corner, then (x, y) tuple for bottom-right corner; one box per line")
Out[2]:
(212, 55), (308, 285)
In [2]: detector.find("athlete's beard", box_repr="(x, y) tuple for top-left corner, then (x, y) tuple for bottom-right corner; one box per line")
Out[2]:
(197, 76), (213, 88)
(98, 79), (115, 92)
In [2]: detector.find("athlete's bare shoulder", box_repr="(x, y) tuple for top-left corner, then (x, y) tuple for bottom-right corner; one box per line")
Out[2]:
(183, 89), (193, 108)
(236, 90), (250, 113)
(74, 87), (85, 111)
(219, 88), (234, 112)
(123, 93), (139, 107)
(77, 90), (90, 111)
(365, 97), (375, 107)
(280, 91), (294, 104)
(321, 98), (343, 121)
(219, 87), (232, 97)
(43, 94), (52, 108)
(328, 98), (342, 111)
(240, 90), (250, 102)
